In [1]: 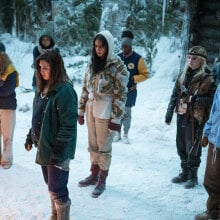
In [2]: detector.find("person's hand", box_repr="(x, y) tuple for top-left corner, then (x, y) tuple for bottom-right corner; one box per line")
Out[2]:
(109, 122), (121, 132)
(165, 110), (173, 125)
(78, 116), (84, 125)
(25, 131), (33, 151)
(201, 136), (208, 147)
(25, 143), (32, 151)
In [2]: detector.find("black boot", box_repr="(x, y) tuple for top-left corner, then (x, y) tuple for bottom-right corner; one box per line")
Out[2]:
(91, 169), (108, 198)
(184, 167), (198, 189)
(78, 164), (99, 187)
(171, 162), (188, 183)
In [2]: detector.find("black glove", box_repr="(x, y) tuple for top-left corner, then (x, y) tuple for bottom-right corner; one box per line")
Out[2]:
(165, 110), (173, 124)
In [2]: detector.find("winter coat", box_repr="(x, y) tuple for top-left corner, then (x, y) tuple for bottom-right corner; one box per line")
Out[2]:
(203, 85), (220, 148)
(34, 81), (78, 165)
(0, 64), (19, 110)
(78, 30), (128, 124)
(118, 51), (149, 107)
(165, 67), (216, 125)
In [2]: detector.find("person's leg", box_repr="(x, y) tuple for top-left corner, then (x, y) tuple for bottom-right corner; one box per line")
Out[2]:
(172, 115), (189, 183)
(185, 119), (201, 189)
(122, 107), (132, 144)
(205, 144), (220, 218)
(47, 164), (71, 220)
(78, 100), (100, 187)
(92, 117), (113, 197)
(0, 109), (16, 168)
(195, 144), (220, 219)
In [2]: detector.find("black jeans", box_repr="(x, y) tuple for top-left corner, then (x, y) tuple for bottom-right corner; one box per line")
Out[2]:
(41, 164), (69, 203)
(176, 115), (202, 168)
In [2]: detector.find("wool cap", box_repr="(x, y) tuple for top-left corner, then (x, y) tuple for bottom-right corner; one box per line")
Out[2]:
(188, 46), (207, 59)
(0, 42), (6, 52)
(121, 30), (134, 47)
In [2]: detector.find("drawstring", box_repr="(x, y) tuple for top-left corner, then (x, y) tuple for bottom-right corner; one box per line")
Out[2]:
(212, 146), (217, 164)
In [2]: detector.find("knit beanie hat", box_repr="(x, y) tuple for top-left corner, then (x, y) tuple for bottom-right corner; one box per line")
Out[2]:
(121, 30), (134, 47)
(188, 46), (207, 59)
(0, 42), (6, 52)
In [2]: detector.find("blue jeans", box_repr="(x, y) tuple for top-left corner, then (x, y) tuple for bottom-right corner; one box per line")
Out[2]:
(41, 164), (69, 203)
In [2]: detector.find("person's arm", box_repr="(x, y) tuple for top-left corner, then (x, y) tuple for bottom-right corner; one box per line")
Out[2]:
(50, 84), (78, 164)
(78, 66), (89, 117)
(165, 81), (179, 124)
(133, 57), (150, 83)
(0, 72), (16, 97)
(110, 59), (129, 125)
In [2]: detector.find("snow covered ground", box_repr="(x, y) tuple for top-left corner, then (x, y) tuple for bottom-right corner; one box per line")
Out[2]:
(0, 34), (209, 220)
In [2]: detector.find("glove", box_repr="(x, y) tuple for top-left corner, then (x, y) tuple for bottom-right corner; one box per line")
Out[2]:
(109, 122), (121, 132)
(78, 116), (84, 125)
(201, 136), (208, 147)
(165, 110), (173, 124)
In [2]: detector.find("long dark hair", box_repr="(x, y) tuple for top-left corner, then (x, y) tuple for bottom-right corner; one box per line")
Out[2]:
(35, 50), (68, 93)
(91, 34), (108, 73)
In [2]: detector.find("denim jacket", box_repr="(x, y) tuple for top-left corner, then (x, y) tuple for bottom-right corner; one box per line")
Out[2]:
(203, 85), (220, 148)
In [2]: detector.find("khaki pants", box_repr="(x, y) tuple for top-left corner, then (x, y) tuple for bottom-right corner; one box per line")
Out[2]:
(204, 143), (220, 218)
(86, 100), (114, 170)
(0, 109), (16, 165)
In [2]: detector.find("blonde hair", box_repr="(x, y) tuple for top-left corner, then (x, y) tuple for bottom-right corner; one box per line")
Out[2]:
(179, 55), (206, 85)
(0, 52), (12, 76)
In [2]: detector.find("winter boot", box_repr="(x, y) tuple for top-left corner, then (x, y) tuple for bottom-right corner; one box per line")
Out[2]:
(171, 162), (188, 183)
(78, 164), (99, 187)
(184, 167), (198, 189)
(55, 199), (71, 220)
(92, 169), (108, 198)
(113, 132), (121, 142)
(50, 195), (57, 220)
(194, 211), (214, 220)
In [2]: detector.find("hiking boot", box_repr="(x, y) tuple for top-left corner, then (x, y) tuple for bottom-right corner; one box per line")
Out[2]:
(78, 164), (99, 187)
(171, 171), (188, 183)
(113, 132), (121, 142)
(122, 134), (130, 144)
(184, 167), (198, 189)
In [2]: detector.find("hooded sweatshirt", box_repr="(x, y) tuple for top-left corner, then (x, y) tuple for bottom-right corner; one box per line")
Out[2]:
(78, 30), (129, 124)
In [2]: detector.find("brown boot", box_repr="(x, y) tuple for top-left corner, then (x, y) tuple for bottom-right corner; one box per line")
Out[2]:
(49, 195), (57, 220)
(55, 199), (71, 220)
(92, 169), (108, 198)
(78, 164), (99, 187)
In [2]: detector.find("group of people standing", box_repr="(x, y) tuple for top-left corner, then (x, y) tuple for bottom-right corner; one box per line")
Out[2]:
(1, 26), (219, 219)
(23, 28), (147, 219)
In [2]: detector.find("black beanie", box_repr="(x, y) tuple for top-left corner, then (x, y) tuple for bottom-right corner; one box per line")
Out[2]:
(121, 30), (134, 47)
(121, 30), (134, 39)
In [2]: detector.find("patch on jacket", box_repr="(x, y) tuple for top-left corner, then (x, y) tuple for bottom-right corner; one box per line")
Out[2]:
(128, 63), (135, 70)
